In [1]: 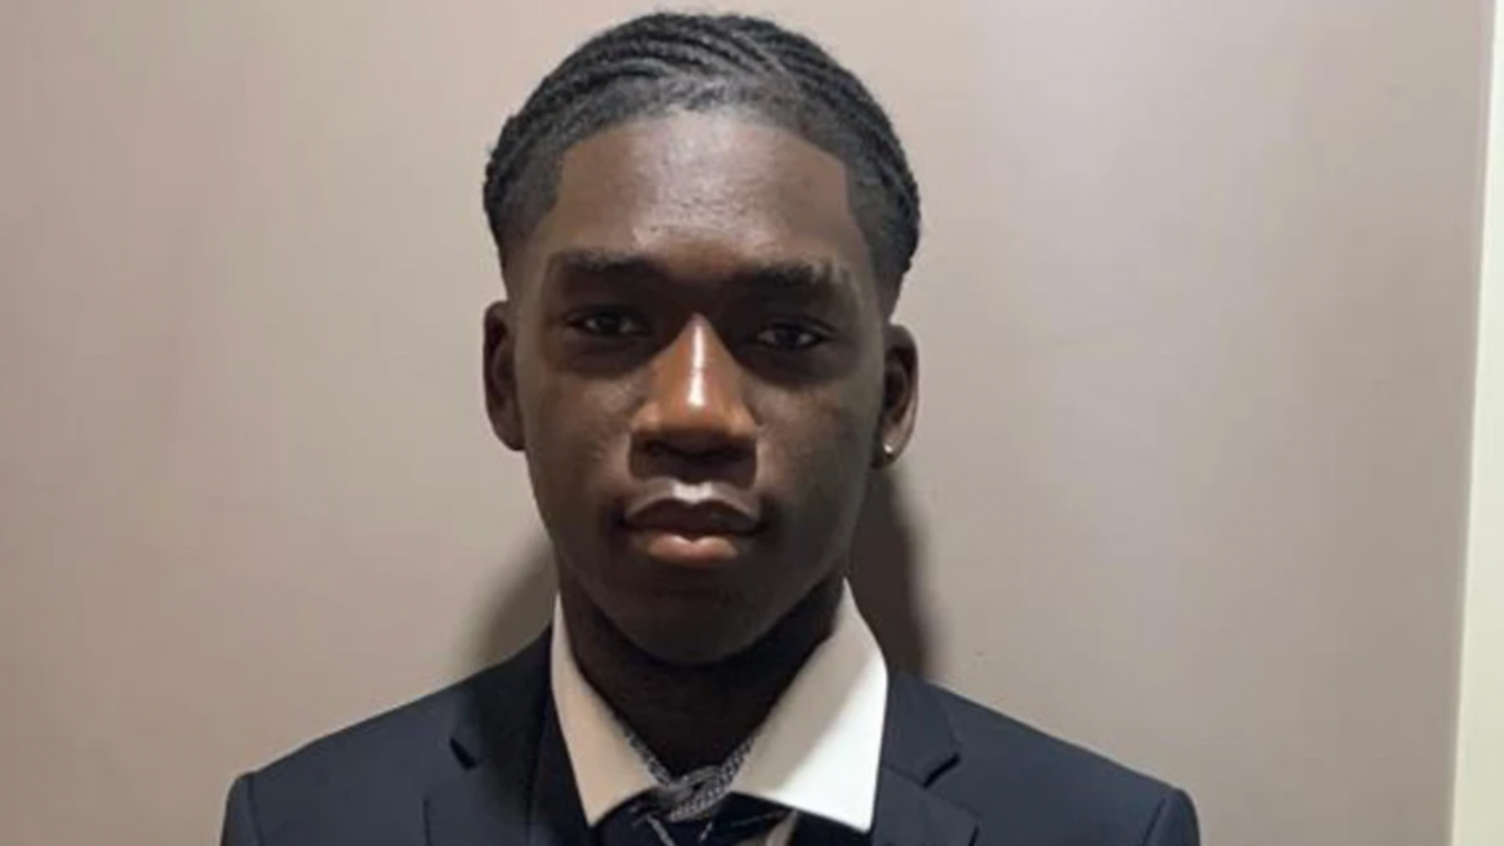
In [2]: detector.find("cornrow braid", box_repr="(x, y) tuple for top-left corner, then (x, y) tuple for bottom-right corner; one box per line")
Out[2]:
(482, 12), (921, 291)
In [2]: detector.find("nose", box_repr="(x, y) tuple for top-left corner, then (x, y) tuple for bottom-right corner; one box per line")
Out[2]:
(633, 317), (756, 465)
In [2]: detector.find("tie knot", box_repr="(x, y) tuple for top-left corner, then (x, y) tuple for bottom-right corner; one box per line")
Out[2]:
(598, 794), (789, 846)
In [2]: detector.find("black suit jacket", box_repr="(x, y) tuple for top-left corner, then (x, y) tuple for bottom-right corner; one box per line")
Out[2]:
(221, 633), (1198, 846)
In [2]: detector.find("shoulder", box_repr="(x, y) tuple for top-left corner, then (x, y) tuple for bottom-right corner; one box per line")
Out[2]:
(225, 636), (548, 844)
(906, 678), (1198, 845)
(247, 670), (484, 813)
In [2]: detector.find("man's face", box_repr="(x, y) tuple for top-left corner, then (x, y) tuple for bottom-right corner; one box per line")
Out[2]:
(486, 111), (917, 664)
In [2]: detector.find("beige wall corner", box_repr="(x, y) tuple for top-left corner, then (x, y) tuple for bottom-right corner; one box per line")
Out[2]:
(1453, 8), (1504, 845)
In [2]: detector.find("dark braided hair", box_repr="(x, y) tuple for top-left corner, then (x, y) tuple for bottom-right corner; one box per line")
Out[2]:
(482, 12), (921, 291)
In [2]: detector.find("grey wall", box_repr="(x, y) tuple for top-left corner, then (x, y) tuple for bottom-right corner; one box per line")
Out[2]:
(0, 1), (1487, 844)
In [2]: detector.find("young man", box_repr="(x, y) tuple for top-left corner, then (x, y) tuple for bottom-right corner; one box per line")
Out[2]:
(222, 12), (1198, 846)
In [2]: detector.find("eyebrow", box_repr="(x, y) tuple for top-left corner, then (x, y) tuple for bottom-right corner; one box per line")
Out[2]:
(544, 248), (856, 301)
(546, 249), (661, 281)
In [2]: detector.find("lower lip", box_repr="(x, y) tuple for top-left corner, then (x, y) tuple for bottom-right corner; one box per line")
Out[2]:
(630, 530), (747, 567)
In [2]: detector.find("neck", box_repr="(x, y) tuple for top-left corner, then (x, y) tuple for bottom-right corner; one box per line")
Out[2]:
(559, 575), (843, 775)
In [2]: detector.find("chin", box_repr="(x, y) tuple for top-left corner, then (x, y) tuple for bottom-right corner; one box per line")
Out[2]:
(610, 595), (767, 667)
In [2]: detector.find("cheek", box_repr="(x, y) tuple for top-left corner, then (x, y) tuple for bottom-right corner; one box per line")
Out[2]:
(780, 398), (870, 466)
(764, 381), (881, 512)
(762, 340), (885, 461)
(519, 363), (638, 504)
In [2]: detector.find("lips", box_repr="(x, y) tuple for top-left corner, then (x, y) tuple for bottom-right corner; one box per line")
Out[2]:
(623, 480), (760, 534)
(620, 481), (762, 566)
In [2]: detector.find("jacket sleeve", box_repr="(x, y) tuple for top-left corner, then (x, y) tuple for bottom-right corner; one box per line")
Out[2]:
(1139, 789), (1199, 846)
(220, 774), (264, 846)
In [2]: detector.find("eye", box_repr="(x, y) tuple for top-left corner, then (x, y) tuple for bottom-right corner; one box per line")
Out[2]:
(566, 308), (650, 338)
(752, 322), (829, 352)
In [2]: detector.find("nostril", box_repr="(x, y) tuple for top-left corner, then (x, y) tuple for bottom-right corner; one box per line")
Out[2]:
(643, 437), (752, 464)
(632, 431), (757, 487)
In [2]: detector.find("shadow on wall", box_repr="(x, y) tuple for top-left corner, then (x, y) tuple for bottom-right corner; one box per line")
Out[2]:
(468, 471), (932, 677)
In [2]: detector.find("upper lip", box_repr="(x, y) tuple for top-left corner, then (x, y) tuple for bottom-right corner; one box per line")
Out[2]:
(621, 481), (762, 536)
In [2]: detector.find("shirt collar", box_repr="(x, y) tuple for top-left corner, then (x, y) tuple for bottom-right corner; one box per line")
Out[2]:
(549, 584), (889, 833)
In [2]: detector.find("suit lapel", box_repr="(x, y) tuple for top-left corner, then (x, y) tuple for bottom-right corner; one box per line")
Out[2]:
(424, 762), (533, 846)
(526, 709), (592, 846)
(422, 639), (976, 846)
(860, 676), (978, 846)
(864, 767), (977, 846)
(424, 631), (590, 846)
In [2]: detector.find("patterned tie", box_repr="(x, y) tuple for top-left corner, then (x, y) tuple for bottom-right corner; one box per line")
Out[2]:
(597, 793), (789, 846)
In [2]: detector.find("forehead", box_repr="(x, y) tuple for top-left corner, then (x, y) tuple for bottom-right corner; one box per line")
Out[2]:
(513, 111), (875, 294)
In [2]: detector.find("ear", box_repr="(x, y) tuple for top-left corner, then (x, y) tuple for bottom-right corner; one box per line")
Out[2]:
(874, 324), (918, 468)
(483, 300), (525, 451)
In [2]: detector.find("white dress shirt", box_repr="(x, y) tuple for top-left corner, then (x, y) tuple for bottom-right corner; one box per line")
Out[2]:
(550, 585), (889, 845)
